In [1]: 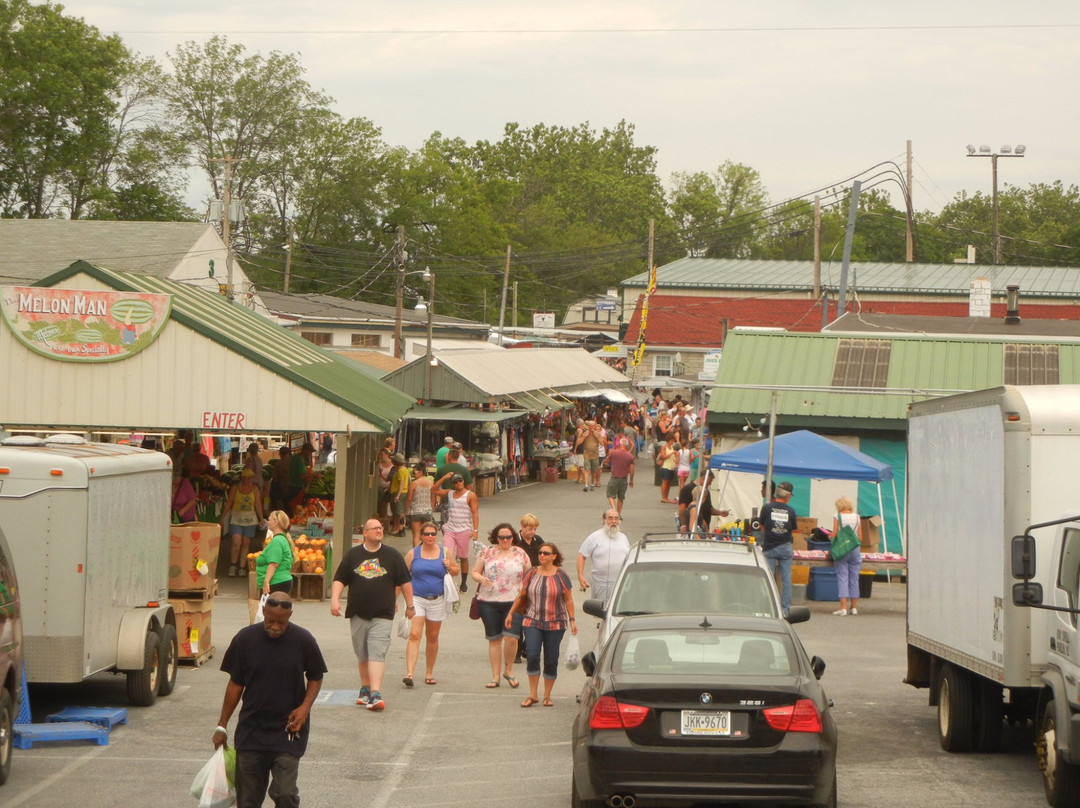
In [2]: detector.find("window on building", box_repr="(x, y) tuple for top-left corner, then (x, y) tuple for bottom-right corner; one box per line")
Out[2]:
(351, 333), (380, 348)
(831, 339), (891, 388)
(584, 306), (614, 324)
(654, 354), (673, 377)
(300, 331), (331, 346)
(1004, 344), (1059, 385)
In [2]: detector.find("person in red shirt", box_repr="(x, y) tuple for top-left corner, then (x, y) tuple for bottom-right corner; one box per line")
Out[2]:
(604, 437), (636, 515)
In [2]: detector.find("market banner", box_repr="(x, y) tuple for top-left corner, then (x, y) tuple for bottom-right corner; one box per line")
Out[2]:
(1, 286), (172, 362)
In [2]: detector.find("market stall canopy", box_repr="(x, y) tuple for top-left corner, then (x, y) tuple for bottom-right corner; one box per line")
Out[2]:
(1, 261), (414, 433)
(381, 347), (631, 410)
(401, 405), (529, 422)
(572, 388), (635, 404)
(709, 430), (894, 482)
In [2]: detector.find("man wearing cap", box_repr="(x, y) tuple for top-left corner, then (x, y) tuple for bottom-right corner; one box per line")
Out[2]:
(603, 438), (635, 515)
(760, 481), (798, 617)
(388, 453), (410, 536)
(578, 420), (603, 492)
(214, 592), (327, 808)
(678, 468), (730, 536)
(436, 445), (473, 492)
(436, 436), (454, 468)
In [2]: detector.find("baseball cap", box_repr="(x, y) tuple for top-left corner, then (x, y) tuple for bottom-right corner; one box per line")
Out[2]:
(444, 436), (455, 444)
(392, 453), (405, 464)
(450, 473), (464, 484)
(777, 481), (794, 493)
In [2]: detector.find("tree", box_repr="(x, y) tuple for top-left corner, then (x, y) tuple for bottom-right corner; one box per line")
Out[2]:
(667, 161), (770, 258)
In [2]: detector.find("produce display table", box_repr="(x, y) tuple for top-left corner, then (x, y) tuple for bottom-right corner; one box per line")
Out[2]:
(793, 550), (907, 571)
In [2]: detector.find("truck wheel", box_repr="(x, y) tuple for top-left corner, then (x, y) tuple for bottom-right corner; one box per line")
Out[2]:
(0, 689), (12, 786)
(126, 630), (162, 707)
(157, 625), (179, 697)
(938, 663), (974, 752)
(973, 678), (1003, 752)
(1039, 700), (1080, 807)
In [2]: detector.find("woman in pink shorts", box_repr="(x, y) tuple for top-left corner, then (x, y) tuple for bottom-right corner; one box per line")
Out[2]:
(442, 474), (478, 592)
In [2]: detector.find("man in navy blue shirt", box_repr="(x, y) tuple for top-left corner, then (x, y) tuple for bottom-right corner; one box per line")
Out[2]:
(759, 481), (797, 617)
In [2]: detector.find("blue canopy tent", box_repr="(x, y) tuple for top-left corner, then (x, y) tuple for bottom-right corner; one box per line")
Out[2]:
(709, 430), (903, 553)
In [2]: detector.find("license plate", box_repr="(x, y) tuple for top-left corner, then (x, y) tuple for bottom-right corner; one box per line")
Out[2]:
(680, 710), (731, 736)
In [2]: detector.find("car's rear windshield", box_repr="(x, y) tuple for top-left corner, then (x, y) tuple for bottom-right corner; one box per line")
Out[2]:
(610, 562), (777, 619)
(613, 629), (795, 676)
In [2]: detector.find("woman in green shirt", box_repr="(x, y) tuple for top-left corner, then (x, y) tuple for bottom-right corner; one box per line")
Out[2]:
(257, 510), (295, 595)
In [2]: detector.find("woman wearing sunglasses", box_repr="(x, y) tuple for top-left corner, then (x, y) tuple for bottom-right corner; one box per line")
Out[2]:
(506, 541), (576, 707)
(257, 510), (295, 597)
(472, 523), (531, 689)
(402, 525), (460, 686)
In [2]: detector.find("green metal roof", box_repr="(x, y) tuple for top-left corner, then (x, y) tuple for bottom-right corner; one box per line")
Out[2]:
(708, 329), (1080, 433)
(38, 261), (415, 433)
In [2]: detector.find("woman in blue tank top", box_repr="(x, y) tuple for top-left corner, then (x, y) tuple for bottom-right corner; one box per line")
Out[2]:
(402, 525), (460, 686)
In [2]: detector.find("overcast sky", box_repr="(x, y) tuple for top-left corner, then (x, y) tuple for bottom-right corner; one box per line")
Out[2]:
(57, 1), (1080, 215)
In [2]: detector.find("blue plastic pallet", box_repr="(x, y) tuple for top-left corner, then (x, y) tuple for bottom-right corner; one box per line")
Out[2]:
(13, 721), (110, 749)
(46, 706), (128, 730)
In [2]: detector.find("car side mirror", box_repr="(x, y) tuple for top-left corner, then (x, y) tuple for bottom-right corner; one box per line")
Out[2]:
(1011, 534), (1037, 580)
(785, 606), (811, 624)
(810, 655), (826, 680)
(1013, 581), (1044, 607)
(583, 598), (606, 619)
(581, 651), (596, 677)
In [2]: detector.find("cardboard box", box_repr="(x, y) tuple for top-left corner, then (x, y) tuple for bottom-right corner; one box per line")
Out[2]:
(791, 565), (810, 585)
(792, 531), (810, 552)
(796, 517), (818, 534)
(170, 598), (213, 657)
(169, 522), (221, 591)
(860, 515), (882, 554)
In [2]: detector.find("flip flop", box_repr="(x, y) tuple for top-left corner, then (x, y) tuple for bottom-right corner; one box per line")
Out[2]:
(425, 678), (437, 685)
(521, 697), (539, 708)
(543, 699), (554, 707)
(402, 675), (414, 688)
(485, 680), (500, 688)
(503, 674), (519, 688)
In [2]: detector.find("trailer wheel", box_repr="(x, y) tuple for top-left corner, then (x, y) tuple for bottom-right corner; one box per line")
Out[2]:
(0, 689), (13, 786)
(157, 625), (179, 697)
(938, 663), (974, 752)
(973, 677), (1003, 752)
(1039, 700), (1080, 807)
(126, 630), (162, 707)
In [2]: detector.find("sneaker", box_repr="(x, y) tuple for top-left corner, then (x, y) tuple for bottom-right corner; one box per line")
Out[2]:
(366, 693), (385, 711)
(228, 565), (237, 577)
(832, 609), (848, 616)
(850, 608), (858, 615)
(583, 485), (589, 492)
(356, 687), (371, 705)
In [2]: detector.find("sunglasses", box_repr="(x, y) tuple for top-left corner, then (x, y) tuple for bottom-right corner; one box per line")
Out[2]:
(497, 534), (514, 539)
(422, 532), (438, 537)
(538, 550), (555, 556)
(264, 598), (292, 610)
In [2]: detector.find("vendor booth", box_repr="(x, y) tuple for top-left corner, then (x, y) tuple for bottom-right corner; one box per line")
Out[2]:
(1, 261), (415, 592)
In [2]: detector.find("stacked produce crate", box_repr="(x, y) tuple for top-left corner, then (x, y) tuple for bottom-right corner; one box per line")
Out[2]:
(167, 522), (220, 665)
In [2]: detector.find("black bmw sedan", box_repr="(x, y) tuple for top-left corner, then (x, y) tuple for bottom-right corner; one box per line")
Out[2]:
(571, 614), (837, 807)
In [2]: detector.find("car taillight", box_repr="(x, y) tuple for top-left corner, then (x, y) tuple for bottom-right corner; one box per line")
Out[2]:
(590, 695), (650, 730)
(763, 699), (822, 733)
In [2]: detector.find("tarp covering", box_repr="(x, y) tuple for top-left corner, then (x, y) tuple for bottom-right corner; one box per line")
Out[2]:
(709, 430), (894, 482)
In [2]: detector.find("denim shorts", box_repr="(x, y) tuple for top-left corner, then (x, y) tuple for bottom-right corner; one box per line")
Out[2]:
(229, 522), (258, 539)
(477, 599), (523, 641)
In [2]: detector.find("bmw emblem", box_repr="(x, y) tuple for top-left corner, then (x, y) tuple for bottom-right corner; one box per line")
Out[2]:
(700, 693), (713, 704)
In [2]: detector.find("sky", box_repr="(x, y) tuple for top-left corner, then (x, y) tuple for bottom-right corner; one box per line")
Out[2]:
(55, 1), (1080, 215)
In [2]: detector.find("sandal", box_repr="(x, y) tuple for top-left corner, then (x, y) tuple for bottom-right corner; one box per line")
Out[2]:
(402, 675), (414, 688)
(485, 680), (500, 688)
(521, 696), (539, 708)
(425, 678), (437, 685)
(543, 699), (554, 707)
(503, 674), (519, 688)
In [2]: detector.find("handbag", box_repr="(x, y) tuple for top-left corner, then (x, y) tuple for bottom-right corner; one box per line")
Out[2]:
(830, 514), (861, 560)
(469, 593), (481, 620)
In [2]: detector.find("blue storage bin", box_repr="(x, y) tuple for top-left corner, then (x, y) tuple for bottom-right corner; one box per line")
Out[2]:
(808, 539), (833, 553)
(807, 567), (839, 601)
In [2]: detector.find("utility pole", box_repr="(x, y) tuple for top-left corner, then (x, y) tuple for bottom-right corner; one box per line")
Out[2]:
(497, 244), (511, 345)
(838, 180), (862, 316)
(966, 144), (1026, 265)
(512, 281), (518, 328)
(647, 218), (655, 279)
(905, 140), (914, 262)
(210, 154), (242, 301)
(283, 222), (295, 294)
(394, 225), (406, 359)
(812, 196), (821, 298)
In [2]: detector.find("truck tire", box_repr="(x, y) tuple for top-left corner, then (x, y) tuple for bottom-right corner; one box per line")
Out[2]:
(973, 678), (1003, 752)
(1039, 700), (1080, 807)
(0, 689), (12, 786)
(938, 663), (974, 752)
(126, 630), (162, 707)
(157, 624), (179, 697)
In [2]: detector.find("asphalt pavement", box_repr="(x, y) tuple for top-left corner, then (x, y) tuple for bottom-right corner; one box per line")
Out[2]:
(3, 472), (1047, 807)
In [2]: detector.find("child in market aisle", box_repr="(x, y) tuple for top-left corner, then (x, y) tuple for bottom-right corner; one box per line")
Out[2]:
(388, 453), (410, 537)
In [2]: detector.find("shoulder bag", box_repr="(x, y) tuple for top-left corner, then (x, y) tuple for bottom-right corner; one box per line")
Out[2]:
(830, 513), (861, 560)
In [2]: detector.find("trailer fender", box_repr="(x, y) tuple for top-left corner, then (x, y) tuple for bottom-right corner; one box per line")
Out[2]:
(116, 605), (175, 671)
(1041, 669), (1080, 766)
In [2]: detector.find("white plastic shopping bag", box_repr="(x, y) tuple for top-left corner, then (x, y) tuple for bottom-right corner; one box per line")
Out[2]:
(191, 746), (235, 808)
(565, 632), (581, 670)
(443, 573), (460, 604)
(396, 613), (411, 640)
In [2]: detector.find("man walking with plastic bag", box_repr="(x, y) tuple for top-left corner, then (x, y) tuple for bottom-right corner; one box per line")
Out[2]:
(212, 592), (327, 808)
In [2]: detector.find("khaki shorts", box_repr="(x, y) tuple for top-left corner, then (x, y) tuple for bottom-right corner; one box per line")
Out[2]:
(349, 616), (392, 663)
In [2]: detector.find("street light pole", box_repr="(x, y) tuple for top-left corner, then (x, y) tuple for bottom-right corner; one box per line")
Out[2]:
(966, 144), (1025, 265)
(423, 267), (435, 402)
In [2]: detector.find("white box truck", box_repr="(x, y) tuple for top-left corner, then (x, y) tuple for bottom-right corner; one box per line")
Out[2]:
(906, 385), (1080, 807)
(0, 435), (178, 706)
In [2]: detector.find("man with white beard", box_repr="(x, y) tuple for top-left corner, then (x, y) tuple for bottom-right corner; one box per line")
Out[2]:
(576, 510), (631, 602)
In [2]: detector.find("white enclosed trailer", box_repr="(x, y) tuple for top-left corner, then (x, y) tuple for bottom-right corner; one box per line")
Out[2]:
(906, 385), (1080, 806)
(0, 435), (177, 705)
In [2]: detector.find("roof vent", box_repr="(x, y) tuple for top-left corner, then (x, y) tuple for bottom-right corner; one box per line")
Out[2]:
(0, 435), (47, 446)
(1004, 284), (1021, 325)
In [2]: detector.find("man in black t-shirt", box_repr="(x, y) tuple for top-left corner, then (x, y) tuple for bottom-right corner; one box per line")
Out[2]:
(331, 519), (414, 712)
(677, 469), (730, 535)
(759, 481), (797, 617)
(213, 592), (327, 808)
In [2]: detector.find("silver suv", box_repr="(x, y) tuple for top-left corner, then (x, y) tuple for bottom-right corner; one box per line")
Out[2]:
(581, 535), (807, 655)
